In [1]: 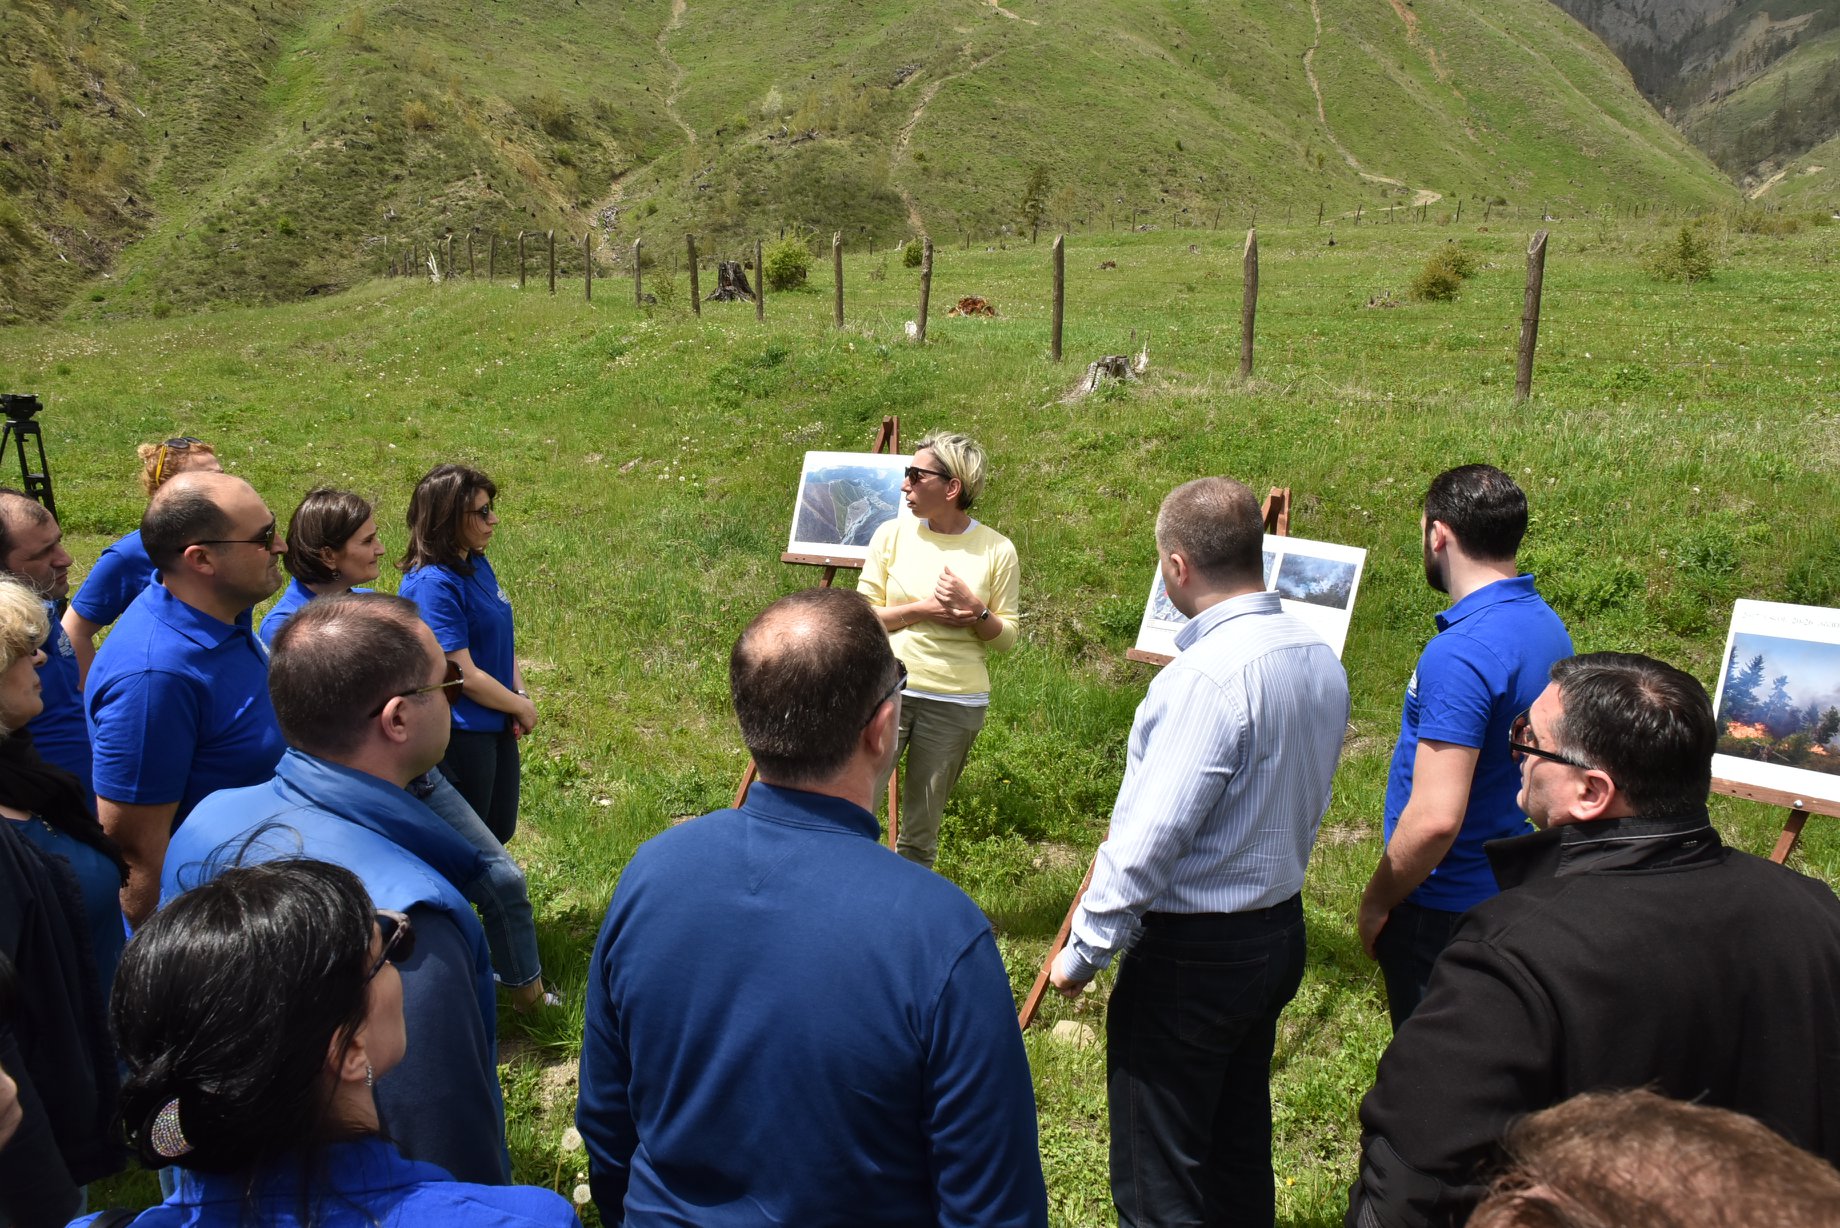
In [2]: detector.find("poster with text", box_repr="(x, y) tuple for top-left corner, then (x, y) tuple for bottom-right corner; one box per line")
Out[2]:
(787, 451), (915, 563)
(1133, 534), (1366, 660)
(1710, 599), (1840, 806)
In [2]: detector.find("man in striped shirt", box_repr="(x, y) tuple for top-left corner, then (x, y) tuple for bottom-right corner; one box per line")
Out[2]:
(1052, 476), (1350, 1228)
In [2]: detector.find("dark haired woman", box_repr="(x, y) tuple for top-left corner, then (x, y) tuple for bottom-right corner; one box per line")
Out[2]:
(261, 489), (554, 1012)
(398, 466), (535, 849)
(62, 436), (223, 686)
(71, 859), (579, 1227)
(0, 574), (124, 1224)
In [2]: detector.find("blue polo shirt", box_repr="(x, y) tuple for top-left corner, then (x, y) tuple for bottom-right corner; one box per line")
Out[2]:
(69, 528), (156, 627)
(257, 578), (377, 648)
(27, 609), (93, 797)
(85, 584), (286, 823)
(1383, 574), (1572, 912)
(400, 556), (515, 733)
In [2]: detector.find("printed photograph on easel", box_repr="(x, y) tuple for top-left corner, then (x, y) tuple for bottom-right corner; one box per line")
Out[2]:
(1711, 600), (1840, 804)
(787, 451), (915, 562)
(1133, 535), (1366, 660)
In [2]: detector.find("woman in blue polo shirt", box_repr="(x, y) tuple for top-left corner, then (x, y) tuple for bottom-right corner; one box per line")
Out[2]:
(61, 436), (222, 685)
(264, 488), (555, 1012)
(81, 859), (578, 1228)
(398, 465), (535, 848)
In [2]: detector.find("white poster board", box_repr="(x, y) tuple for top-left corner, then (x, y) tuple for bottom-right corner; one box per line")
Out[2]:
(787, 451), (914, 563)
(1133, 534), (1367, 660)
(1710, 599), (1840, 807)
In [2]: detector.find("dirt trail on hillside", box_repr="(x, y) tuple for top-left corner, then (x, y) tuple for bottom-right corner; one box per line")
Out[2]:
(1305, 0), (1446, 219)
(659, 0), (697, 147)
(892, 45), (1004, 235)
(984, 0), (1037, 24)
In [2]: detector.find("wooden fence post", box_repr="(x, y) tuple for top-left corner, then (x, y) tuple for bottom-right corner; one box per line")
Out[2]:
(518, 232), (527, 289)
(1317, 201), (1324, 226)
(488, 233), (497, 283)
(1455, 200), (1462, 224)
(1515, 230), (1549, 403)
(687, 234), (700, 315)
(633, 238), (643, 307)
(754, 239), (764, 320)
(444, 235), (453, 278)
(584, 233), (593, 301)
(1050, 233), (1064, 362)
(467, 231), (475, 278)
(1240, 227), (1258, 380)
(832, 232), (844, 329)
(547, 230), (556, 294)
(915, 236), (933, 343)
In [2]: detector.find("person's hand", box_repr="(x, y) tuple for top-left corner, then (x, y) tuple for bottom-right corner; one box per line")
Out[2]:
(0, 1061), (21, 1150)
(1357, 898), (1389, 960)
(931, 568), (982, 626)
(511, 694), (539, 736)
(1049, 964), (1090, 1001)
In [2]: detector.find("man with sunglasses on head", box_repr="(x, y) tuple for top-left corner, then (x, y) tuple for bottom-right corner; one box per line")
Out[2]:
(1346, 652), (1840, 1228)
(577, 587), (1048, 1227)
(164, 592), (511, 1187)
(1358, 464), (1572, 1029)
(84, 471), (288, 925)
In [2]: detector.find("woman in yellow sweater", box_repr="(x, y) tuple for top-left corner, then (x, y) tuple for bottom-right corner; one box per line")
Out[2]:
(858, 432), (1019, 869)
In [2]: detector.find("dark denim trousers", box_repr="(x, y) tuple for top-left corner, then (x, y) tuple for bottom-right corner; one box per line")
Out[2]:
(438, 726), (521, 846)
(1372, 899), (1467, 1031)
(1107, 896), (1307, 1228)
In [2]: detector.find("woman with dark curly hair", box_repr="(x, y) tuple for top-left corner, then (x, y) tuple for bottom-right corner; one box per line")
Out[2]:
(73, 859), (577, 1227)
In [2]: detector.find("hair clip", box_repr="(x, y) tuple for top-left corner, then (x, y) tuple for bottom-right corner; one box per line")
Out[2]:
(149, 1097), (194, 1159)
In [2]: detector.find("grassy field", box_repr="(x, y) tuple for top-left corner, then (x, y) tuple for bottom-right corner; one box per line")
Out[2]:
(4, 214), (1838, 1224)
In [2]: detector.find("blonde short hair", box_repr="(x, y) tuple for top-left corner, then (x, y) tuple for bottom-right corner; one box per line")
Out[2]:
(916, 432), (988, 510)
(137, 438), (219, 496)
(0, 576), (48, 672)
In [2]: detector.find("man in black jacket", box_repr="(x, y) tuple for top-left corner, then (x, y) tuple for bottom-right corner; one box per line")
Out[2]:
(1346, 651), (1840, 1228)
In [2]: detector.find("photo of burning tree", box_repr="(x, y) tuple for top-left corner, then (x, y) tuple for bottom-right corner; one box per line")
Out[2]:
(1716, 632), (1840, 777)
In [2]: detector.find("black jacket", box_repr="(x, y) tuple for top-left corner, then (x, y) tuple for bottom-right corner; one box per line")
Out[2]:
(0, 820), (123, 1227)
(1346, 809), (1840, 1228)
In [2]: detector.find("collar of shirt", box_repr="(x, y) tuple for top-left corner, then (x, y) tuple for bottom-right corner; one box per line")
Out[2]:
(272, 748), (489, 890)
(742, 781), (880, 841)
(1173, 589), (1282, 653)
(174, 1138), (449, 1206)
(1435, 573), (1539, 632)
(1486, 807), (1721, 889)
(145, 580), (255, 650)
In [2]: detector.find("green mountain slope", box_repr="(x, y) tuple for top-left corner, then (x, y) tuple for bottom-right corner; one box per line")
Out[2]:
(2, 0), (1736, 323)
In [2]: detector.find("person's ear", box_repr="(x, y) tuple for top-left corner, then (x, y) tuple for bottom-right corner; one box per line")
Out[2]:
(328, 1022), (374, 1089)
(863, 694), (899, 760)
(1165, 551), (1192, 591)
(377, 697), (413, 746)
(1574, 768), (1619, 822)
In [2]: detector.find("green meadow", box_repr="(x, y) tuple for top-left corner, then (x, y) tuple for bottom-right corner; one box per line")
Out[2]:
(5, 214), (1838, 1225)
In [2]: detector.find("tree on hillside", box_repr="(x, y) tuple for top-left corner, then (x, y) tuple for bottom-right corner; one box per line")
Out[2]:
(1818, 707), (1840, 750)
(1761, 674), (1795, 737)
(1019, 165), (1050, 240)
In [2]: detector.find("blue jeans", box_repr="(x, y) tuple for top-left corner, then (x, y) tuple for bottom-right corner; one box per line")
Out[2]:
(1372, 899), (1467, 1031)
(1106, 896), (1307, 1228)
(439, 727), (520, 845)
(410, 768), (543, 989)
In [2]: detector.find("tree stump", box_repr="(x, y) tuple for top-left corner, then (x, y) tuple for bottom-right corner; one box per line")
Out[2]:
(705, 260), (755, 302)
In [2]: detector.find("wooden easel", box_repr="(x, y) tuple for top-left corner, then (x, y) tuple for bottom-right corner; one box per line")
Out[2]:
(732, 416), (904, 849)
(1710, 778), (1840, 866)
(1018, 487), (1293, 1029)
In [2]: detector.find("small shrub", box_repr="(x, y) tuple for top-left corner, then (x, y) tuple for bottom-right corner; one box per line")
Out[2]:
(763, 235), (812, 290)
(902, 240), (923, 268)
(554, 145), (575, 167)
(1408, 244), (1475, 302)
(1645, 225), (1715, 282)
(402, 99), (437, 132)
(867, 258), (888, 282)
(532, 90), (575, 139)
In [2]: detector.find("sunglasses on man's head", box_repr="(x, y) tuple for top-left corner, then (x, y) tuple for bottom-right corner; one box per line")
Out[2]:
(190, 520), (278, 552)
(367, 910), (416, 981)
(862, 661), (908, 727)
(904, 465), (953, 484)
(369, 659), (465, 717)
(1508, 708), (1591, 770)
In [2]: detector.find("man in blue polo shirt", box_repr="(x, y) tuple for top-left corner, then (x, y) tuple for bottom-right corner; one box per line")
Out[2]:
(86, 471), (288, 924)
(0, 490), (90, 795)
(1357, 464), (1572, 1028)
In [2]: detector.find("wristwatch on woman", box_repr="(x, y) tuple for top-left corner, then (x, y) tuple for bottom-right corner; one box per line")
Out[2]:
(977, 608), (991, 622)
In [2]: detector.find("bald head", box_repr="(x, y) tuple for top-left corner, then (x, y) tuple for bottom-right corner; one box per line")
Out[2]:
(729, 588), (898, 786)
(1156, 476), (1264, 587)
(141, 471), (252, 571)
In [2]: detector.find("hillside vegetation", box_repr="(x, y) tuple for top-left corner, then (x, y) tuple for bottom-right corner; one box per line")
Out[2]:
(7, 215), (1837, 1224)
(1551, 0), (1840, 195)
(2, 0), (1736, 323)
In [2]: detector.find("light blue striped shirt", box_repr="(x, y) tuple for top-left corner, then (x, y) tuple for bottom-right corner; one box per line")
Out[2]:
(1058, 590), (1350, 982)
